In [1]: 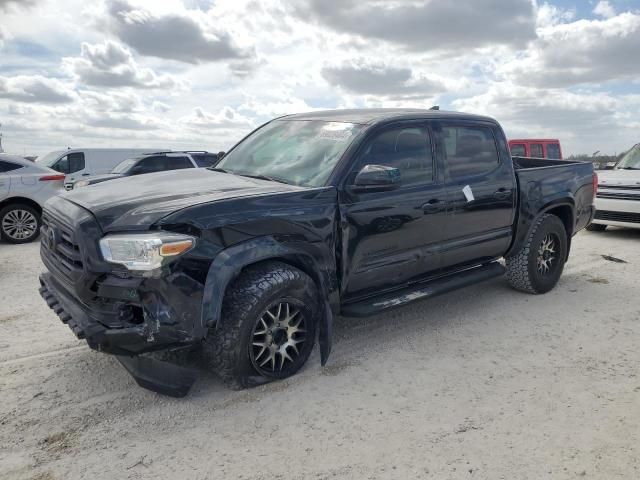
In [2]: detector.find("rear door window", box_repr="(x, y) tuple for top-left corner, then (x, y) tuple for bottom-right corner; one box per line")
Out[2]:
(192, 154), (219, 167)
(166, 156), (194, 170)
(0, 161), (23, 173)
(443, 126), (500, 179)
(132, 156), (167, 174)
(510, 144), (526, 157)
(530, 143), (543, 158)
(547, 143), (561, 159)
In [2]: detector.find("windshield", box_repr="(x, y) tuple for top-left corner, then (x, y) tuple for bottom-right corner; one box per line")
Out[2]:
(216, 120), (364, 187)
(36, 150), (65, 167)
(616, 144), (640, 170)
(111, 158), (139, 174)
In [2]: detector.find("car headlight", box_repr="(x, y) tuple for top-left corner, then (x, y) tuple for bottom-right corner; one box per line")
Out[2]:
(99, 232), (195, 272)
(75, 180), (91, 188)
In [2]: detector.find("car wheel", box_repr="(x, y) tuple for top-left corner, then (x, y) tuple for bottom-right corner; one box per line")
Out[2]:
(586, 223), (607, 232)
(0, 204), (41, 244)
(203, 261), (318, 389)
(506, 213), (567, 294)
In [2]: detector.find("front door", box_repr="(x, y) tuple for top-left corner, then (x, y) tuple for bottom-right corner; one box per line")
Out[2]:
(339, 122), (447, 300)
(436, 122), (516, 271)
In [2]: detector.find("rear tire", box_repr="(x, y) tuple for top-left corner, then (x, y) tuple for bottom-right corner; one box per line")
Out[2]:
(0, 204), (41, 244)
(586, 223), (607, 232)
(506, 214), (567, 294)
(203, 261), (318, 389)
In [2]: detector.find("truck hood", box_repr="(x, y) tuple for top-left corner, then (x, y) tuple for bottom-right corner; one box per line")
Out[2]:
(597, 169), (640, 186)
(64, 168), (305, 232)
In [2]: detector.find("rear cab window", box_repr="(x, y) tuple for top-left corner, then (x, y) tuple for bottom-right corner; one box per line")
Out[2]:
(510, 144), (526, 157)
(547, 143), (561, 159)
(443, 125), (500, 179)
(530, 143), (543, 158)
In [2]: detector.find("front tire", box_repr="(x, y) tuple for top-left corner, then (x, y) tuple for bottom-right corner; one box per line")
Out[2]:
(506, 214), (567, 294)
(203, 261), (318, 389)
(0, 204), (41, 244)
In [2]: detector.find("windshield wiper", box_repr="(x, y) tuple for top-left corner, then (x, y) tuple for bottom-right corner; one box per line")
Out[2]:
(209, 167), (230, 173)
(617, 167), (640, 170)
(237, 173), (292, 185)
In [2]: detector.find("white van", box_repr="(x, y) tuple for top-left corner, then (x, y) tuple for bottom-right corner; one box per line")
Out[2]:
(36, 148), (166, 189)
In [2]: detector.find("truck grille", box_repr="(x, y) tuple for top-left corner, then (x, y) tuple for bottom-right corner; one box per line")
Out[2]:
(594, 210), (640, 224)
(597, 191), (640, 201)
(41, 211), (84, 284)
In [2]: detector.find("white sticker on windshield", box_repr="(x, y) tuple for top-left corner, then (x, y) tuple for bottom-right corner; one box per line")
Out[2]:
(316, 123), (356, 142)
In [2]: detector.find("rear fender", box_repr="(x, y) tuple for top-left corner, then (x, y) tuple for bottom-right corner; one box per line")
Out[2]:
(507, 198), (575, 259)
(200, 236), (337, 365)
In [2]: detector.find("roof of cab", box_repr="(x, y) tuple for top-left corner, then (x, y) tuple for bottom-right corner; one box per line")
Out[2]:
(280, 108), (496, 125)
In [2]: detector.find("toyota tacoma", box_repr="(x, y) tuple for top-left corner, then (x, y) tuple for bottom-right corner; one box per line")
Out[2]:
(39, 109), (596, 396)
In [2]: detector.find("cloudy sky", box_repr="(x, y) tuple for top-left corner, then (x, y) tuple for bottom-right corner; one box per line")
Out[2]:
(0, 0), (639, 157)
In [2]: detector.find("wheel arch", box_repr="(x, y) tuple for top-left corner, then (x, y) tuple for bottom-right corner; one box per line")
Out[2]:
(508, 199), (575, 260)
(200, 236), (338, 364)
(0, 196), (43, 214)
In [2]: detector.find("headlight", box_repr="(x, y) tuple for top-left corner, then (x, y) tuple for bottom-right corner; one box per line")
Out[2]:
(75, 180), (91, 188)
(99, 232), (195, 271)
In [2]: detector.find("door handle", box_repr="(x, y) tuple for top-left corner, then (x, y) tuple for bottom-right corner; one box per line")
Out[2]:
(422, 199), (445, 213)
(493, 188), (512, 199)
(82, 173), (91, 176)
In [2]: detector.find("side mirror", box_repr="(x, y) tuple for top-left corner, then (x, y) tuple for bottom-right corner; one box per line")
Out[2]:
(352, 164), (401, 192)
(217, 151), (226, 160)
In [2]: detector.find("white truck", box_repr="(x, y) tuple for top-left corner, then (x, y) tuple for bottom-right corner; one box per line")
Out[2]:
(589, 143), (640, 231)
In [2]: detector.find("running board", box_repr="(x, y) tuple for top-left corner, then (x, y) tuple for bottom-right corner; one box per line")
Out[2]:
(341, 262), (505, 317)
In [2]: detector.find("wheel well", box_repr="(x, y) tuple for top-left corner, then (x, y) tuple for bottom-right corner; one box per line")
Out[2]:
(235, 256), (323, 293)
(546, 205), (573, 237)
(545, 205), (573, 260)
(0, 197), (42, 215)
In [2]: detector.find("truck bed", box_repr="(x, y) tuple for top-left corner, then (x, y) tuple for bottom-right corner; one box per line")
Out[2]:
(509, 156), (595, 255)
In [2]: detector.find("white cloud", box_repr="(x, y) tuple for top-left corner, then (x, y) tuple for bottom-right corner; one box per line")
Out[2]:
(503, 12), (640, 87)
(593, 1), (616, 19)
(0, 75), (75, 104)
(99, 0), (254, 64)
(63, 41), (180, 89)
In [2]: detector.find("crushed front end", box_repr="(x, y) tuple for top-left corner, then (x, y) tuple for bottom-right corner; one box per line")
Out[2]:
(38, 196), (207, 358)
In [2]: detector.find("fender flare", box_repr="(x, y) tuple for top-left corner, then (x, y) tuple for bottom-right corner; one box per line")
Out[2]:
(200, 236), (337, 365)
(507, 199), (575, 260)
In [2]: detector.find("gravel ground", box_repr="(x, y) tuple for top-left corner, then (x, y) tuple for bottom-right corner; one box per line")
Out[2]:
(1, 229), (639, 480)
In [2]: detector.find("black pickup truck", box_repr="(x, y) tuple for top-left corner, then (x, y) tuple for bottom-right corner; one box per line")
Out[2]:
(39, 109), (596, 396)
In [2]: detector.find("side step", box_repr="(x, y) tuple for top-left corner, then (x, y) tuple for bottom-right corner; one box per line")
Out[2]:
(341, 262), (505, 317)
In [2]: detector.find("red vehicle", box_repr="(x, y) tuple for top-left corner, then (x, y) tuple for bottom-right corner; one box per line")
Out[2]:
(509, 139), (563, 159)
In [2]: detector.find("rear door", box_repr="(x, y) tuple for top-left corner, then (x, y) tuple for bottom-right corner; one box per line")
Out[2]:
(436, 121), (516, 271)
(0, 160), (20, 200)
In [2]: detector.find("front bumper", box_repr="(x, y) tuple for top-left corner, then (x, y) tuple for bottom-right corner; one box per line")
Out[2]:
(592, 197), (640, 229)
(39, 272), (197, 355)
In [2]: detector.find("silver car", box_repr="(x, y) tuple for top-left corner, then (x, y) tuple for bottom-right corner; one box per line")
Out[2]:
(0, 154), (65, 243)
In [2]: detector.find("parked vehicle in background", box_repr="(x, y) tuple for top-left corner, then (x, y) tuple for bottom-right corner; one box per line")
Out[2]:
(36, 148), (163, 189)
(509, 139), (563, 159)
(0, 153), (65, 243)
(588, 143), (640, 231)
(71, 151), (220, 189)
(38, 109), (595, 396)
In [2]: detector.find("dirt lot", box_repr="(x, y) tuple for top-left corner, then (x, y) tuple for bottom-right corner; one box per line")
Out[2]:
(1, 229), (639, 480)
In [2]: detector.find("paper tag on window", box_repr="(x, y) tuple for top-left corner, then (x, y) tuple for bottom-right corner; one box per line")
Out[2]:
(462, 185), (474, 202)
